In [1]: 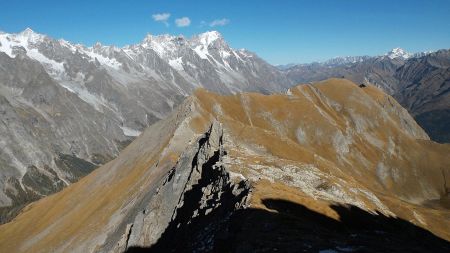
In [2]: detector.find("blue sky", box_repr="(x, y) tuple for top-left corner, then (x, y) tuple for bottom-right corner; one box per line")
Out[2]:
(1, 0), (449, 64)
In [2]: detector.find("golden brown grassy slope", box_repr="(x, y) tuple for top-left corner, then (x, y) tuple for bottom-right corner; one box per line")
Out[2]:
(191, 78), (450, 240)
(0, 78), (448, 252)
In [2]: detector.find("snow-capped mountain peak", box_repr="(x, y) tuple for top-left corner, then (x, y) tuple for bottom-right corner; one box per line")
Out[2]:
(0, 28), (47, 58)
(20, 27), (35, 34)
(18, 27), (45, 43)
(386, 47), (412, 59)
(0, 28), (289, 97)
(138, 33), (187, 59)
(196, 31), (222, 46)
(93, 41), (103, 48)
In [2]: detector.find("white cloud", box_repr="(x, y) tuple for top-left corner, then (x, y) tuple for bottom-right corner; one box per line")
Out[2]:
(175, 17), (191, 27)
(152, 13), (171, 26)
(210, 18), (230, 27)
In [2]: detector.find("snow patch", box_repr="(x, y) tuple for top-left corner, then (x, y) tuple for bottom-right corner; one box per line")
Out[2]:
(168, 57), (184, 71)
(59, 78), (120, 117)
(220, 49), (231, 58)
(27, 48), (65, 77)
(84, 49), (122, 70)
(197, 31), (221, 46)
(120, 126), (142, 137)
(193, 45), (210, 60)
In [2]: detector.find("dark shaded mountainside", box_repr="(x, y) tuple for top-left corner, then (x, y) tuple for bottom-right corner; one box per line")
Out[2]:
(128, 199), (450, 253)
(283, 49), (450, 143)
(0, 79), (449, 252)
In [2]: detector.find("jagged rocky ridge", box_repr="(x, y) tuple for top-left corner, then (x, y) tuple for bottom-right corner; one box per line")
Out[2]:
(282, 48), (450, 143)
(0, 79), (448, 252)
(0, 28), (291, 221)
(113, 123), (250, 253)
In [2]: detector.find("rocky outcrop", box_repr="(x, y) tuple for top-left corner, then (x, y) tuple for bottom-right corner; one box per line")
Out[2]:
(110, 123), (250, 252)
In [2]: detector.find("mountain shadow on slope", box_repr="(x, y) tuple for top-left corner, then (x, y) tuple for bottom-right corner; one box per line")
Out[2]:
(415, 109), (450, 143)
(126, 198), (450, 253)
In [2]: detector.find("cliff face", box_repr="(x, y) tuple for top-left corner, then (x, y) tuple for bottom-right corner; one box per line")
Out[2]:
(0, 79), (449, 252)
(110, 122), (250, 253)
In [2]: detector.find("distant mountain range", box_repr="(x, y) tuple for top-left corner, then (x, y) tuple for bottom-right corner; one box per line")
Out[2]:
(279, 47), (434, 68)
(281, 48), (450, 143)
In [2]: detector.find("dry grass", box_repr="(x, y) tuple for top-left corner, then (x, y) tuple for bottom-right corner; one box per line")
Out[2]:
(0, 78), (448, 251)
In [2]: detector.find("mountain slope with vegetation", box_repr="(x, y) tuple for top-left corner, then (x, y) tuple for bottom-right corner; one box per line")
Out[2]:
(0, 79), (448, 252)
(283, 49), (450, 143)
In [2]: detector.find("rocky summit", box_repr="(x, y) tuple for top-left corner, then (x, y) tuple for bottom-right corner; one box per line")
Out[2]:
(0, 79), (448, 252)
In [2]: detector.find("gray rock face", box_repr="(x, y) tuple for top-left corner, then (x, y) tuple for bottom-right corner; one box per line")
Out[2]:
(105, 122), (250, 253)
(0, 52), (125, 222)
(0, 28), (286, 222)
(283, 49), (450, 143)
